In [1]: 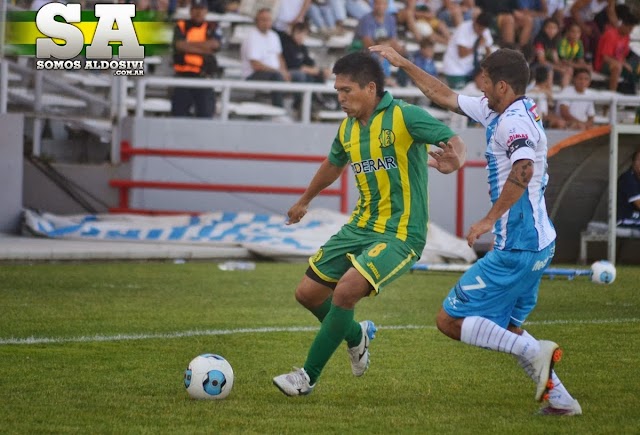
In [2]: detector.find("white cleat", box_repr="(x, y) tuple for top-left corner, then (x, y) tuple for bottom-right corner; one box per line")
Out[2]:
(539, 399), (583, 416)
(347, 320), (377, 377)
(273, 367), (315, 397)
(530, 340), (563, 402)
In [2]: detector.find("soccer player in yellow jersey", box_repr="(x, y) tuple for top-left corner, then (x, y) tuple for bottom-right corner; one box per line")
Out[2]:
(273, 51), (466, 396)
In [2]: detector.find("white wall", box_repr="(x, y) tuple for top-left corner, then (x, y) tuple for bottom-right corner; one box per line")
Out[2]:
(122, 117), (574, 240)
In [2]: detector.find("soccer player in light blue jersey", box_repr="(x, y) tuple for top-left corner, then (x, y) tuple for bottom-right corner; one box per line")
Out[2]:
(370, 45), (582, 416)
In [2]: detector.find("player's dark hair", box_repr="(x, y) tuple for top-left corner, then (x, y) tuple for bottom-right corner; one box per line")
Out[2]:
(480, 48), (529, 95)
(333, 51), (385, 97)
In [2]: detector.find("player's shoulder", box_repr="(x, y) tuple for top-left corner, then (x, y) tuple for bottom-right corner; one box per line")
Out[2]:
(392, 98), (428, 113)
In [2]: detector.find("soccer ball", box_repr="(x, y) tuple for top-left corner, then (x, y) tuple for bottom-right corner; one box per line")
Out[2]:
(590, 260), (616, 284)
(184, 354), (234, 400)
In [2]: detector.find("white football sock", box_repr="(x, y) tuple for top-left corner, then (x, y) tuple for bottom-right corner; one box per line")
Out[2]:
(460, 316), (540, 359)
(517, 330), (576, 407)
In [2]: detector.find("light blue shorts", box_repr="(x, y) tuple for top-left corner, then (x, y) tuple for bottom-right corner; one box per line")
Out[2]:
(442, 242), (555, 328)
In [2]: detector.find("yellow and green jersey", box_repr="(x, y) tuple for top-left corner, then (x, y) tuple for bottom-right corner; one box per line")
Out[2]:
(329, 91), (455, 252)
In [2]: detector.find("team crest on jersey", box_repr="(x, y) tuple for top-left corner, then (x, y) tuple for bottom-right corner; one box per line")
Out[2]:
(378, 129), (395, 148)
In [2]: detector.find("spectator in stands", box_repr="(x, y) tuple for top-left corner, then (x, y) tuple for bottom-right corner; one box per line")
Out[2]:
(593, 0), (628, 34)
(557, 67), (595, 130)
(274, 0), (312, 33)
(441, 11), (493, 89)
(594, 10), (640, 93)
(531, 18), (572, 87)
(529, 65), (566, 128)
(438, 0), (477, 28)
(344, 0), (372, 20)
(241, 8), (291, 107)
(171, 0), (221, 118)
(564, 0), (618, 62)
(280, 23), (337, 109)
(397, 0), (451, 44)
(545, 0), (565, 24)
(307, 0), (339, 36)
(350, 0), (405, 53)
(281, 23), (330, 84)
(558, 22), (590, 72)
(398, 38), (438, 87)
(518, 0), (548, 44)
(475, 0), (533, 50)
(617, 149), (640, 228)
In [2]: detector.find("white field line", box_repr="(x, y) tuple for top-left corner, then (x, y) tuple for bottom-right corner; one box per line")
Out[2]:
(1, 318), (638, 346)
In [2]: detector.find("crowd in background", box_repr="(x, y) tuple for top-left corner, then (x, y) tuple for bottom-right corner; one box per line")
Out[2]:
(17, 0), (640, 129)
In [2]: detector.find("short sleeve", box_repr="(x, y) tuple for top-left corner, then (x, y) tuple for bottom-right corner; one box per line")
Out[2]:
(328, 125), (349, 167)
(400, 104), (455, 146)
(458, 94), (494, 126)
(497, 118), (539, 164)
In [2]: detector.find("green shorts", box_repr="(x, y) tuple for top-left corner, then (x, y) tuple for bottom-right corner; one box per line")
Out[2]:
(308, 225), (420, 294)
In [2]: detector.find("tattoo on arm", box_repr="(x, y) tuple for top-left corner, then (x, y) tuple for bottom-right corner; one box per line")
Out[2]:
(507, 177), (527, 189)
(507, 160), (533, 189)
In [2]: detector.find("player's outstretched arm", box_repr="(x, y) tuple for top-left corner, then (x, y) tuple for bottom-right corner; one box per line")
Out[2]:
(428, 136), (466, 174)
(369, 45), (461, 113)
(466, 158), (533, 246)
(287, 158), (345, 225)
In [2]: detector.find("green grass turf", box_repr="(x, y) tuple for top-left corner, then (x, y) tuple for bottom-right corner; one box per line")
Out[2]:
(0, 262), (638, 434)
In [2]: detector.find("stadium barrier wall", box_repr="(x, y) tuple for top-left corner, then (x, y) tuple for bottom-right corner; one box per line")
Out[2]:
(0, 114), (24, 233)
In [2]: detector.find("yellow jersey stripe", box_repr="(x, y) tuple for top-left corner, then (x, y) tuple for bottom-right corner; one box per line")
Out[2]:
(393, 107), (411, 241)
(308, 257), (339, 283)
(346, 253), (380, 295)
(377, 249), (417, 287)
(369, 113), (392, 233)
(350, 122), (372, 228)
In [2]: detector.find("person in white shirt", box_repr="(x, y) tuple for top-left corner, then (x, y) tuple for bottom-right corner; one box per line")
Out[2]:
(557, 68), (596, 130)
(441, 11), (493, 90)
(241, 8), (291, 107)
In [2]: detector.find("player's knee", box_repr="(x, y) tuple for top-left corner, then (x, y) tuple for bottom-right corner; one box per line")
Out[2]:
(294, 286), (322, 309)
(436, 309), (461, 340)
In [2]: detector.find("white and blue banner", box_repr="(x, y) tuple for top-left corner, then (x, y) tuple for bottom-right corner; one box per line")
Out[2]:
(23, 208), (477, 263)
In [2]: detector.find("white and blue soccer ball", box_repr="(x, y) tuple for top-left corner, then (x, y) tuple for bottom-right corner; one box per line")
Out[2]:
(184, 354), (234, 400)
(590, 260), (616, 284)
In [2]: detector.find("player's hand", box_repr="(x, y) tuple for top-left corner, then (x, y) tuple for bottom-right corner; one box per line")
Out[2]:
(368, 45), (407, 68)
(466, 217), (494, 247)
(286, 203), (308, 225)
(428, 140), (463, 174)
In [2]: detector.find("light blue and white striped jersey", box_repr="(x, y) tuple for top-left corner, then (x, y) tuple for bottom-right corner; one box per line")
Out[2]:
(458, 94), (556, 251)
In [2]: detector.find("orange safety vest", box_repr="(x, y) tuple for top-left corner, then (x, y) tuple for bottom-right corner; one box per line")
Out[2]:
(174, 20), (209, 74)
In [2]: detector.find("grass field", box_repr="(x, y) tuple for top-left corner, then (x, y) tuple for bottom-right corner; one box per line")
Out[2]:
(1, 261), (639, 434)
